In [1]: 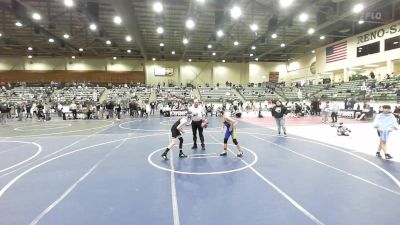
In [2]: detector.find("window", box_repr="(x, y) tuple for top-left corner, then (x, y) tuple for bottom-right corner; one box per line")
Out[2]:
(385, 35), (400, 51)
(357, 41), (380, 57)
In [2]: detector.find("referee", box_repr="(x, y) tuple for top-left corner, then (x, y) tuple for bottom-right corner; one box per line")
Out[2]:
(189, 99), (206, 150)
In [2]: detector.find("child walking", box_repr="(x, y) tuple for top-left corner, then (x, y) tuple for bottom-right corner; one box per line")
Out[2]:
(374, 105), (397, 159)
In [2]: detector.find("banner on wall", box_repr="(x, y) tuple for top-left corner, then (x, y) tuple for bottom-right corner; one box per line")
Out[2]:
(154, 68), (174, 76)
(269, 72), (279, 82)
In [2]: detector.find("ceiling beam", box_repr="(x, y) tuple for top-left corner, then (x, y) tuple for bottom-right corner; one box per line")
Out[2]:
(219, 0), (275, 59)
(256, 0), (392, 59)
(181, 0), (194, 60)
(0, 1), (80, 53)
(234, 0), (319, 59)
(111, 0), (147, 60)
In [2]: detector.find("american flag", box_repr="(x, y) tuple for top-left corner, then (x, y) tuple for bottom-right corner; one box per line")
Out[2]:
(326, 41), (347, 63)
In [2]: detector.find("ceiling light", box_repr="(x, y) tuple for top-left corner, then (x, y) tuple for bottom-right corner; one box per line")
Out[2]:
(186, 18), (195, 30)
(394, 41), (399, 45)
(207, 44), (212, 49)
(188, 59), (192, 62)
(230, 6), (242, 19)
(171, 51), (175, 55)
(79, 48), (83, 52)
(113, 56), (117, 60)
(250, 23), (258, 31)
(32, 13), (41, 20)
(217, 30), (224, 37)
(106, 40), (111, 45)
(280, 0), (294, 8)
(64, 0), (74, 7)
(349, 67), (362, 70)
(320, 35), (325, 40)
(160, 43), (164, 47)
(299, 13), (308, 22)
(271, 33), (277, 38)
(311, 50), (315, 53)
(353, 3), (364, 13)
(280, 43), (285, 47)
(234, 41), (239, 46)
(0, 33), (2, 37)
(251, 46), (256, 50)
(63, 34), (70, 39)
(196, 0), (205, 3)
(28, 55), (33, 59)
(308, 28), (315, 34)
(127, 49), (131, 53)
(250, 53), (254, 57)
(113, 16), (122, 25)
(28, 47), (33, 51)
(48, 38), (54, 43)
(255, 58), (259, 61)
(183, 38), (189, 44)
(212, 52), (216, 56)
(156, 26), (164, 34)
(153, 2), (163, 13)
(89, 23), (97, 31)
(71, 56), (76, 59)
(152, 57), (156, 61)
(358, 20), (364, 24)
(125, 35), (132, 42)
(222, 59), (225, 63)
(15, 21), (22, 27)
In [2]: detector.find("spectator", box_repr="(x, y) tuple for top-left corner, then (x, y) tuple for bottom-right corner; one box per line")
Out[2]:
(370, 72), (375, 79)
(331, 102), (339, 123)
(271, 100), (288, 136)
(321, 101), (331, 123)
(150, 101), (156, 115)
(69, 102), (77, 120)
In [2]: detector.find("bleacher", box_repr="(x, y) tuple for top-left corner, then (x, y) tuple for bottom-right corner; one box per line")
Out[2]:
(302, 84), (325, 97)
(367, 78), (400, 101)
(238, 87), (277, 101)
(0, 87), (53, 104)
(317, 80), (363, 100)
(54, 87), (105, 103)
(156, 87), (192, 102)
(198, 86), (239, 102)
(275, 87), (301, 101)
(106, 87), (150, 102)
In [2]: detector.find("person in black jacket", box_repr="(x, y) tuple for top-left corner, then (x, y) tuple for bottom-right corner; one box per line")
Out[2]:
(271, 100), (288, 136)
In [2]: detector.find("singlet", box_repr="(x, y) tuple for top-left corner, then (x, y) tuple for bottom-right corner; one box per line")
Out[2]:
(223, 118), (231, 130)
(172, 118), (187, 130)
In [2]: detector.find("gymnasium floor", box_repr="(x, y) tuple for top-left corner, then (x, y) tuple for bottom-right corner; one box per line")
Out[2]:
(0, 116), (400, 225)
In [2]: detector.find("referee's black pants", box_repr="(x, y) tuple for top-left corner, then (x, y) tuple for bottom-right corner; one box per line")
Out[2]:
(192, 120), (204, 147)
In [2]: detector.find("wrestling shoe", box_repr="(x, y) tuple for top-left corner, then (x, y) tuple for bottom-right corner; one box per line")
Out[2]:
(161, 153), (168, 160)
(385, 154), (393, 160)
(179, 152), (187, 158)
(220, 152), (227, 156)
(376, 152), (382, 158)
(237, 151), (243, 157)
